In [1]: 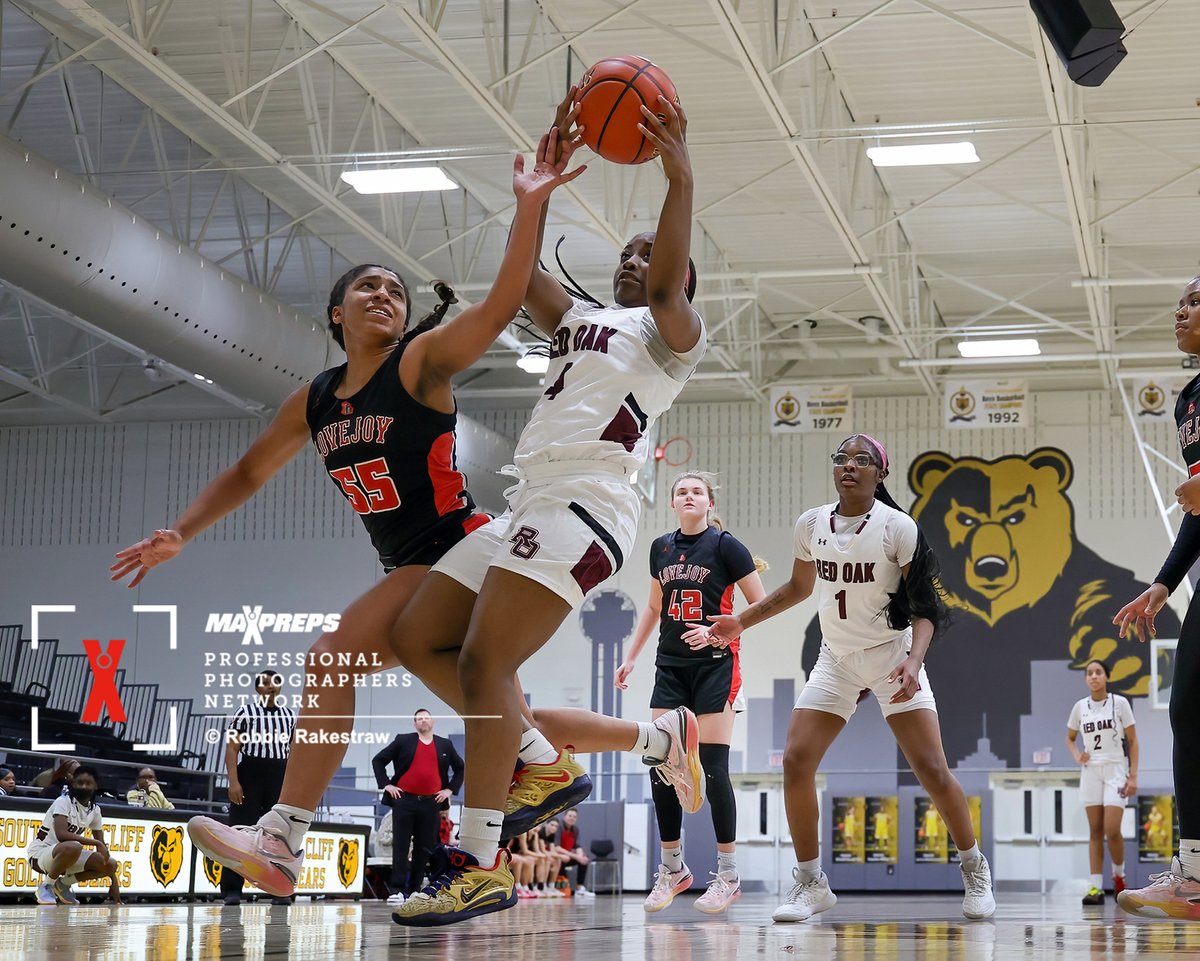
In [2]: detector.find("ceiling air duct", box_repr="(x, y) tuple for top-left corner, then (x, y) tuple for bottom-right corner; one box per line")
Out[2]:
(0, 131), (338, 409)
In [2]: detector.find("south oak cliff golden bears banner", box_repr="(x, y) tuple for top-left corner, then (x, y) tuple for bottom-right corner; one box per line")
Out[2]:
(801, 447), (1178, 769)
(0, 801), (367, 896)
(0, 807), (190, 896)
(193, 828), (365, 895)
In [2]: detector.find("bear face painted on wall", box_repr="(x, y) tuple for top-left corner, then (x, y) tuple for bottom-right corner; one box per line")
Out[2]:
(801, 446), (1178, 769)
(910, 448), (1075, 626)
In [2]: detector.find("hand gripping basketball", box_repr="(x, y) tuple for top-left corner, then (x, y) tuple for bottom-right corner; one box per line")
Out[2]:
(638, 96), (690, 181)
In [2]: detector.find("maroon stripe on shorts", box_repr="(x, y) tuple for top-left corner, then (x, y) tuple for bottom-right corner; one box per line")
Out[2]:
(570, 542), (614, 594)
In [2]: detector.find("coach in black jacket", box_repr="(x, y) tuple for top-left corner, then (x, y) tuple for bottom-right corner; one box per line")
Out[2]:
(371, 709), (464, 900)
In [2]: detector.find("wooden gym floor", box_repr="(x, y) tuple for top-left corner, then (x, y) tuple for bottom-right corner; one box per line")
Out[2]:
(1, 892), (1197, 960)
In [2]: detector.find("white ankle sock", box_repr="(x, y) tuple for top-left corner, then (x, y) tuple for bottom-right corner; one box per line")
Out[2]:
(458, 807), (503, 866)
(661, 845), (685, 874)
(635, 721), (670, 759)
(1179, 840), (1200, 879)
(518, 728), (559, 766)
(797, 857), (821, 882)
(264, 805), (313, 852)
(1113, 863), (1125, 878)
(957, 843), (982, 867)
(717, 851), (737, 877)
(1090, 873), (1103, 889)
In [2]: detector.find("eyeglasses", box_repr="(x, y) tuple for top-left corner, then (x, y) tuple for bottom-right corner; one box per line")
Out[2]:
(831, 452), (875, 468)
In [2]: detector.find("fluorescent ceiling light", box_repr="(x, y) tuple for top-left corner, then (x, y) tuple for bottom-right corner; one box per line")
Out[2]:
(957, 339), (1041, 358)
(517, 354), (550, 374)
(339, 166), (458, 194)
(866, 142), (979, 167)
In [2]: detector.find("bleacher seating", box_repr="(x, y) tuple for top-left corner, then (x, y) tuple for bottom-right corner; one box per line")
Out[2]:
(0, 623), (227, 803)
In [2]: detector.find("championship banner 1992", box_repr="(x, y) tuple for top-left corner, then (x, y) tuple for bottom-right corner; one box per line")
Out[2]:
(769, 385), (852, 434)
(944, 380), (1027, 429)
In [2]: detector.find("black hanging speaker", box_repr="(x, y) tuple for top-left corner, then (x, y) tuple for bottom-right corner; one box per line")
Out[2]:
(1029, 0), (1127, 87)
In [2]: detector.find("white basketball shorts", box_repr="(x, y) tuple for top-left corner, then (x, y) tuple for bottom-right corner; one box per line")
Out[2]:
(28, 842), (93, 876)
(795, 638), (938, 721)
(1079, 759), (1129, 808)
(431, 461), (639, 608)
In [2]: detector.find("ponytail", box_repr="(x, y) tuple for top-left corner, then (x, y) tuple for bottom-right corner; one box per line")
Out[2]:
(402, 280), (457, 342)
(874, 482), (952, 639)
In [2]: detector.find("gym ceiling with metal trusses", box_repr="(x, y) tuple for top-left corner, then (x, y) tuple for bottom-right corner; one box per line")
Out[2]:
(0, 0), (1194, 424)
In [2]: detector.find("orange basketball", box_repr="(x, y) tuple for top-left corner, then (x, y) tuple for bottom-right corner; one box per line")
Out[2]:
(574, 56), (679, 165)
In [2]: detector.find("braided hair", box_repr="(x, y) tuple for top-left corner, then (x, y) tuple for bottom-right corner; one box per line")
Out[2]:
(403, 280), (458, 342)
(551, 235), (699, 308)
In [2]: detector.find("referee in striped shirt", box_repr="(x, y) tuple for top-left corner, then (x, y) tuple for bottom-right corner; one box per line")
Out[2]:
(221, 671), (295, 904)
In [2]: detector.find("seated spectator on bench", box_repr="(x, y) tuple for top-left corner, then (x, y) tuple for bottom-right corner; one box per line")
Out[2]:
(552, 808), (591, 895)
(127, 768), (175, 809)
(0, 768), (15, 796)
(35, 758), (79, 799)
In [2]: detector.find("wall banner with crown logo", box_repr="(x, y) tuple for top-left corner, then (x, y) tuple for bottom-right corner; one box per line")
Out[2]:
(943, 380), (1027, 429)
(769, 385), (853, 434)
(1131, 378), (1189, 420)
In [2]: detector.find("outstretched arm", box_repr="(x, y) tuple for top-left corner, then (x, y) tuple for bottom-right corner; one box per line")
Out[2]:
(684, 558), (816, 647)
(640, 97), (701, 354)
(523, 88), (582, 335)
(409, 128), (586, 386)
(109, 386), (310, 587)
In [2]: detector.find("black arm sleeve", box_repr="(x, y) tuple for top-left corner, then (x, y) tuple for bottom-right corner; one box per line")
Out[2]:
(1155, 511), (1200, 592)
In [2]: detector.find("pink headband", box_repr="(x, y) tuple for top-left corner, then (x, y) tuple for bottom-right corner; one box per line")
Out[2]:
(856, 434), (888, 472)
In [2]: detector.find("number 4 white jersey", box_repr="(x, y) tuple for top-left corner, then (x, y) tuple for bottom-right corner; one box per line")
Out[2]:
(1068, 694), (1134, 763)
(513, 299), (706, 473)
(794, 500), (919, 657)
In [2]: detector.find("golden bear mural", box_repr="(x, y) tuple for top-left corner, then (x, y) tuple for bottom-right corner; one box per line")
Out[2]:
(803, 447), (1177, 768)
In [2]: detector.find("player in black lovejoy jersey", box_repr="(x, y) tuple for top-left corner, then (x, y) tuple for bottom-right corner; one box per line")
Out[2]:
(306, 300), (488, 570)
(616, 471), (765, 915)
(1114, 275), (1200, 919)
(109, 128), (586, 898)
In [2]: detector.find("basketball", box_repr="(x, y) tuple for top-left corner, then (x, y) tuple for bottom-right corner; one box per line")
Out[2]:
(574, 56), (678, 165)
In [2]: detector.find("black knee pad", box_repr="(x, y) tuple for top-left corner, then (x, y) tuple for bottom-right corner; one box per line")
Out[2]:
(699, 743), (737, 844)
(649, 765), (684, 843)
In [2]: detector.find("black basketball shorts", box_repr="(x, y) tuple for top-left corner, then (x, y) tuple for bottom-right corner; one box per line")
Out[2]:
(650, 655), (741, 717)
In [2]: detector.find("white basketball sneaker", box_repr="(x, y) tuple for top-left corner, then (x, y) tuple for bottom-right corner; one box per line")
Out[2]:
(773, 867), (837, 923)
(960, 854), (996, 919)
